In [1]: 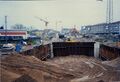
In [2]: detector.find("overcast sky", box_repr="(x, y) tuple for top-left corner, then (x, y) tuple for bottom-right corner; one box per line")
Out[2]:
(0, 0), (120, 30)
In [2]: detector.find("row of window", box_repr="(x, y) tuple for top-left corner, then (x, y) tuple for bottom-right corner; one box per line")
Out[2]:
(0, 36), (23, 40)
(81, 26), (120, 34)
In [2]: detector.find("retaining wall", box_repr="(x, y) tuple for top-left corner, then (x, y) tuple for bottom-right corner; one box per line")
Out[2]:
(52, 42), (95, 57)
(20, 44), (51, 60)
(99, 44), (120, 60)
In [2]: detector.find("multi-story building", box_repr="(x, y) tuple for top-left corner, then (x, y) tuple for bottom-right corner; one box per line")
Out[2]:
(80, 21), (120, 35)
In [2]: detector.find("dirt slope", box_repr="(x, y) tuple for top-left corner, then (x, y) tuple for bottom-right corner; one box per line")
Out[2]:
(0, 54), (120, 82)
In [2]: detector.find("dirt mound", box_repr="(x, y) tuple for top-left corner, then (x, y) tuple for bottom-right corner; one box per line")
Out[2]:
(0, 54), (44, 82)
(13, 74), (37, 82)
(1, 54), (76, 82)
(1, 54), (120, 82)
(102, 57), (120, 70)
(47, 55), (120, 82)
(0, 67), (21, 82)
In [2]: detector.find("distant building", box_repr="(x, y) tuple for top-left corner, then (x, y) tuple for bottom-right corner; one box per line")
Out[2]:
(0, 29), (28, 40)
(30, 29), (43, 37)
(80, 21), (120, 35)
(61, 28), (71, 35)
(42, 29), (60, 40)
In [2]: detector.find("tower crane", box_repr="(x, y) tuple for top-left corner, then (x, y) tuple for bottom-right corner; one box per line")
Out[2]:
(97, 0), (113, 35)
(97, 0), (113, 23)
(35, 16), (49, 27)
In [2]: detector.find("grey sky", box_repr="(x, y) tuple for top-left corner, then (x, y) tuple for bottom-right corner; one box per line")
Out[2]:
(0, 0), (120, 30)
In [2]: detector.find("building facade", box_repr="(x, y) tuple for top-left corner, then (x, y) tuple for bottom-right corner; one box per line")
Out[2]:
(81, 21), (120, 35)
(0, 29), (28, 40)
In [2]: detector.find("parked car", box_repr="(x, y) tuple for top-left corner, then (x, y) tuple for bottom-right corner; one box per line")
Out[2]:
(1, 43), (15, 52)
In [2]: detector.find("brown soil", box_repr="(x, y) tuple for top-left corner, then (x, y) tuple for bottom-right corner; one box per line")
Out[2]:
(0, 67), (21, 82)
(13, 74), (37, 82)
(0, 54), (120, 82)
(47, 55), (120, 82)
(102, 57), (120, 70)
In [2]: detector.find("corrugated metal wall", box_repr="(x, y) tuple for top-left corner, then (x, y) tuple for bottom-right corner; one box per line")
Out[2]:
(99, 44), (120, 60)
(52, 42), (95, 57)
(20, 44), (51, 60)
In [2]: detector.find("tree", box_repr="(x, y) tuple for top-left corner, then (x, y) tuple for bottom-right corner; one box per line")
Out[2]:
(11, 24), (26, 30)
(0, 26), (4, 29)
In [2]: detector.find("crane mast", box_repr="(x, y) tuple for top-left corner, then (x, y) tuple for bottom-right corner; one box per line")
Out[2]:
(106, 0), (113, 23)
(97, 0), (113, 23)
(97, 0), (113, 34)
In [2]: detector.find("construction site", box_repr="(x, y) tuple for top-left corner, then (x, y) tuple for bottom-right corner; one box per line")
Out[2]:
(0, 41), (120, 82)
(0, 0), (120, 82)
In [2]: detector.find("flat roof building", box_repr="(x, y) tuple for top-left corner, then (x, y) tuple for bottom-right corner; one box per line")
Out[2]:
(0, 29), (28, 40)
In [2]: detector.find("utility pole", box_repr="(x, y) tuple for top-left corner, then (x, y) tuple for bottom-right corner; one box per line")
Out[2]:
(5, 16), (8, 44)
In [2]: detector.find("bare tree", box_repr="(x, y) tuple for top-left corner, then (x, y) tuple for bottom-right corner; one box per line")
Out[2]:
(11, 24), (26, 30)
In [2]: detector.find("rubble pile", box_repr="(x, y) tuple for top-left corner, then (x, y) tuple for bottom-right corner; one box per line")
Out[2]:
(0, 54), (120, 82)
